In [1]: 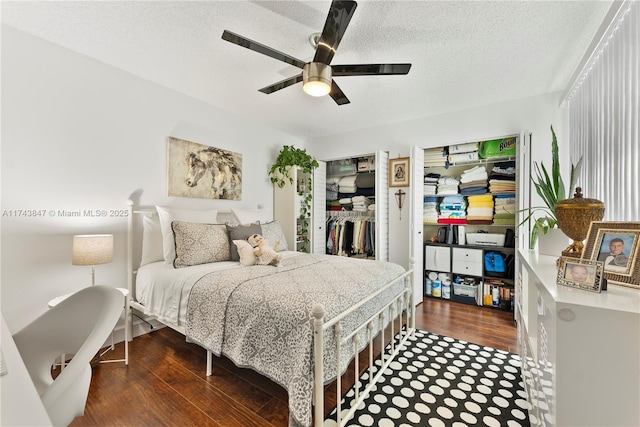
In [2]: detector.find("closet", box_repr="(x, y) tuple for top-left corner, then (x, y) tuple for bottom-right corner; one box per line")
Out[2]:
(317, 151), (389, 261)
(409, 133), (530, 312)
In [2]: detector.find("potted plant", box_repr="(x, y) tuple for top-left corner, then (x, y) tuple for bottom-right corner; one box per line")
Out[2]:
(520, 125), (583, 249)
(269, 146), (319, 252)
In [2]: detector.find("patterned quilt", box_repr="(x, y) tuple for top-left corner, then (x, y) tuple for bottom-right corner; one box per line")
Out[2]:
(185, 253), (407, 427)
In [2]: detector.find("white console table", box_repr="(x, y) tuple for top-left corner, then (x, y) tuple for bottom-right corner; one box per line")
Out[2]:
(516, 249), (640, 427)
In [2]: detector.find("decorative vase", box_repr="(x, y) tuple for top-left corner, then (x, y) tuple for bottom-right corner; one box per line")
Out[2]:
(537, 228), (571, 257)
(554, 187), (605, 259)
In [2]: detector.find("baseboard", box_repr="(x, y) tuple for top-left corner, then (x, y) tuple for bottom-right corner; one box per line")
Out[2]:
(102, 316), (165, 347)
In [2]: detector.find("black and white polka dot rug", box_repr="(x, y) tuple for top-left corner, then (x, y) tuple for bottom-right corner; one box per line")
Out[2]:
(325, 329), (531, 427)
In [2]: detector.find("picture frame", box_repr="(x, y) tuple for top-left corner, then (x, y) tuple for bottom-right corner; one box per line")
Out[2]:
(167, 137), (242, 200)
(389, 157), (410, 187)
(556, 257), (604, 293)
(582, 221), (640, 289)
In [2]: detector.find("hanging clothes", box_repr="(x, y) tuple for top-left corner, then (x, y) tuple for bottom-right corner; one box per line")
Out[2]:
(325, 213), (376, 258)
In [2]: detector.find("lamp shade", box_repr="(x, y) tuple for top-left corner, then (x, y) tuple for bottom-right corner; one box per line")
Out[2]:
(72, 234), (113, 266)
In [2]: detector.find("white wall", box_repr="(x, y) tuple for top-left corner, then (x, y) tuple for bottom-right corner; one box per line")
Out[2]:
(1, 27), (304, 331)
(309, 93), (570, 269)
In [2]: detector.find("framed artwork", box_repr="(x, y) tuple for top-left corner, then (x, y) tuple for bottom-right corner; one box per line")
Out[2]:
(583, 221), (640, 289)
(167, 137), (242, 200)
(389, 157), (410, 187)
(556, 257), (604, 293)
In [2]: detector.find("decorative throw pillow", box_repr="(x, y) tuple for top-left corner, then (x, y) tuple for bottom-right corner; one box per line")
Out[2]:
(140, 214), (164, 266)
(172, 221), (230, 268)
(230, 207), (272, 225)
(233, 240), (257, 266)
(226, 222), (262, 261)
(156, 206), (218, 264)
(261, 220), (289, 252)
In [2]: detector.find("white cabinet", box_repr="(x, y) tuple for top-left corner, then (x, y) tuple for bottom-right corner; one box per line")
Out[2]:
(517, 249), (640, 427)
(424, 245), (451, 272)
(451, 247), (483, 276)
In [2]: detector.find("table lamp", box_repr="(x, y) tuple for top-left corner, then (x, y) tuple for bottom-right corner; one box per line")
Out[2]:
(72, 234), (114, 286)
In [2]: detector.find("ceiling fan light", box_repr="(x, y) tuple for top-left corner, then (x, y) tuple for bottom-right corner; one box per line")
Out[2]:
(303, 62), (332, 97)
(303, 80), (331, 97)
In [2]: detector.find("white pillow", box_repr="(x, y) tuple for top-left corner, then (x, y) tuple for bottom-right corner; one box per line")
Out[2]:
(233, 240), (257, 266)
(156, 206), (218, 264)
(261, 220), (289, 252)
(140, 215), (164, 266)
(231, 207), (271, 225)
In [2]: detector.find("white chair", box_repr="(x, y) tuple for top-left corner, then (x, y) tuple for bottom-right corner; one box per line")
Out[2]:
(12, 285), (124, 427)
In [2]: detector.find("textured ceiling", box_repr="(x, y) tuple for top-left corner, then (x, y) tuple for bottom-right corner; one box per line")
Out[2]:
(1, 0), (613, 140)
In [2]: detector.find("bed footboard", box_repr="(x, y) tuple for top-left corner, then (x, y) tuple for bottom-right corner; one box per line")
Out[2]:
(313, 269), (415, 427)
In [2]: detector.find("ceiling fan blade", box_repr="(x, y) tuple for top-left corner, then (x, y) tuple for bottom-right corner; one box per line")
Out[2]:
(258, 74), (304, 94)
(222, 30), (307, 69)
(329, 80), (350, 105)
(313, 0), (357, 65)
(332, 63), (412, 76)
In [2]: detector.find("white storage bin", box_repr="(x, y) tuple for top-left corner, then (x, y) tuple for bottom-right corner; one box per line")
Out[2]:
(466, 233), (505, 246)
(454, 283), (477, 297)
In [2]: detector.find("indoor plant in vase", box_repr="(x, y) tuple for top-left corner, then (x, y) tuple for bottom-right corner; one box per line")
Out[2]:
(520, 125), (583, 253)
(269, 145), (319, 252)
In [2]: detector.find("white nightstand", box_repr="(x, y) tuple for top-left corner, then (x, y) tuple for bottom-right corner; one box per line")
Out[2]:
(48, 287), (129, 367)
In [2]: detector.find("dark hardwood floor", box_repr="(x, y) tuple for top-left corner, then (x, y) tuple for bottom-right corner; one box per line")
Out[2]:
(70, 298), (517, 427)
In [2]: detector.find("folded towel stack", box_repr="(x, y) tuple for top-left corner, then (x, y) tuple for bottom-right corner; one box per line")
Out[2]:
(488, 160), (516, 195)
(352, 195), (373, 212)
(424, 147), (448, 167)
(423, 195), (439, 223)
(423, 172), (440, 195)
(490, 161), (516, 180)
(437, 176), (460, 195)
(439, 195), (467, 221)
(467, 194), (494, 223)
(338, 175), (358, 194)
(326, 177), (340, 200)
(489, 179), (516, 194)
(493, 194), (516, 224)
(460, 165), (488, 184)
(459, 165), (488, 196)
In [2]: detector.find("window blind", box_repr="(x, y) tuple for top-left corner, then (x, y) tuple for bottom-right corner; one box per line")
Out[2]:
(566, 0), (639, 221)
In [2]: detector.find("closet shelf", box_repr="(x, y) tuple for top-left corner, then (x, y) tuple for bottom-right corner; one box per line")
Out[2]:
(424, 155), (516, 170)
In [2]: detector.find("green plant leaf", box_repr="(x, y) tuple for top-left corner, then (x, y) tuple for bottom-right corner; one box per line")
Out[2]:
(521, 125), (582, 248)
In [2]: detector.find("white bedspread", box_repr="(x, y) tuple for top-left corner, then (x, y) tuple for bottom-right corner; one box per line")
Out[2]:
(136, 260), (240, 325)
(135, 252), (301, 325)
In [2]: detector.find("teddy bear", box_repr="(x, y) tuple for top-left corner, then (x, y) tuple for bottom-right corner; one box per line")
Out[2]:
(247, 233), (282, 266)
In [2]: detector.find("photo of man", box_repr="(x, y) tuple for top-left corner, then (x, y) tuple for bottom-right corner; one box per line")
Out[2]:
(597, 234), (631, 273)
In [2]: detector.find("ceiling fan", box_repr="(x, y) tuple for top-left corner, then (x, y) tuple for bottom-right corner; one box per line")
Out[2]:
(222, 0), (411, 105)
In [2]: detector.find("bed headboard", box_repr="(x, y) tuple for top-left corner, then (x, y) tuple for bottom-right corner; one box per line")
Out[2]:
(125, 199), (234, 305)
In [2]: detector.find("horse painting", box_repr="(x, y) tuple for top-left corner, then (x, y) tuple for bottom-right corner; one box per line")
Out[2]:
(185, 148), (242, 200)
(167, 137), (242, 200)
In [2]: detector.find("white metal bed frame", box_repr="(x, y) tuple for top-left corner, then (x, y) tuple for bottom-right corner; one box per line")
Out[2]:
(125, 200), (415, 427)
